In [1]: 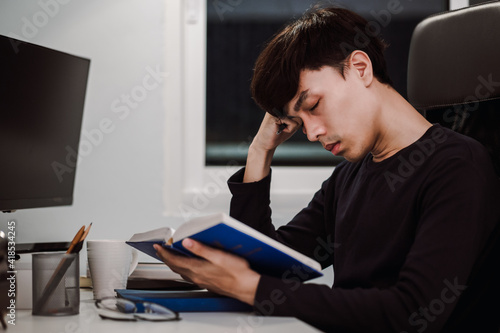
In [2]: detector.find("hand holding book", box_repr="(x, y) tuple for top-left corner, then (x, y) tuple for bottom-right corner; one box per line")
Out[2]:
(153, 238), (261, 305)
(126, 213), (322, 308)
(126, 213), (322, 282)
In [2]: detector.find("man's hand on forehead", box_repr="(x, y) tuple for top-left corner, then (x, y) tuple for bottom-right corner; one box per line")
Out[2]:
(272, 110), (302, 135)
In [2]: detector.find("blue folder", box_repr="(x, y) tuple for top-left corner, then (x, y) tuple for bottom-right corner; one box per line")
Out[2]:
(115, 289), (253, 312)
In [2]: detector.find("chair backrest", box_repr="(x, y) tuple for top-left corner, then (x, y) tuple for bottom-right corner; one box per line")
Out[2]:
(407, 1), (500, 177)
(407, 2), (500, 332)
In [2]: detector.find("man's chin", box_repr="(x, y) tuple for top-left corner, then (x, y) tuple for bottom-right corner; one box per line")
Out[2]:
(342, 152), (364, 163)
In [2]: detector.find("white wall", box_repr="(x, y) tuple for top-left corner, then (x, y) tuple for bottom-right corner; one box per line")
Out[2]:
(0, 0), (184, 265)
(0, 0), (342, 287)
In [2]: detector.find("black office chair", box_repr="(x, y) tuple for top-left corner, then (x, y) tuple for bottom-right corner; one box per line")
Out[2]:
(407, 1), (500, 332)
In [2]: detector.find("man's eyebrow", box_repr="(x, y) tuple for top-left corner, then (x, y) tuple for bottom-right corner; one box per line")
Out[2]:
(293, 90), (309, 112)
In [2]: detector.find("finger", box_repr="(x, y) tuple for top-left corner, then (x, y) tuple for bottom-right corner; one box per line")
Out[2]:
(182, 238), (232, 266)
(154, 244), (196, 267)
(154, 245), (198, 278)
(180, 274), (194, 283)
(154, 244), (172, 262)
(278, 117), (303, 134)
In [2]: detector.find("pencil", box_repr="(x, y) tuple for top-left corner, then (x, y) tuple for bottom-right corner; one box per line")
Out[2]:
(78, 223), (92, 244)
(66, 225), (86, 254)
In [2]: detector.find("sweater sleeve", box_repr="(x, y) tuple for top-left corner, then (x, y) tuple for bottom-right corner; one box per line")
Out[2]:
(228, 167), (335, 269)
(253, 156), (500, 333)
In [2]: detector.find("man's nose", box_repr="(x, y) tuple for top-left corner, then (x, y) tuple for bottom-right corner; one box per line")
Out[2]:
(303, 124), (321, 142)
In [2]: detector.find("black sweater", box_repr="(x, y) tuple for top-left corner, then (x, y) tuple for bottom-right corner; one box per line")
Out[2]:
(228, 125), (500, 333)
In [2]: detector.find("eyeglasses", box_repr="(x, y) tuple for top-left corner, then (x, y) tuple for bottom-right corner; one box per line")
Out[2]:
(95, 297), (181, 322)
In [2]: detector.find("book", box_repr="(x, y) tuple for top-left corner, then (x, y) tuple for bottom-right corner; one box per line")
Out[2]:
(115, 289), (253, 312)
(126, 212), (323, 281)
(127, 263), (201, 290)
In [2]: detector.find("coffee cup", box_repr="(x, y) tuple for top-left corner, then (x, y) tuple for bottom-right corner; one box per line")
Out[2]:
(87, 240), (138, 300)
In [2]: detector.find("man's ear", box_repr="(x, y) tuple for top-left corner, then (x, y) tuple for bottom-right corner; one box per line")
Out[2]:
(348, 50), (374, 87)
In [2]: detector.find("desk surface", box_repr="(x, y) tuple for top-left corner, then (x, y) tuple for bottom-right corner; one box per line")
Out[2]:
(9, 290), (320, 332)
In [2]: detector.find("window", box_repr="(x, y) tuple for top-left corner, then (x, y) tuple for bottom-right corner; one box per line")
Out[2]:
(205, 0), (448, 166)
(164, 0), (463, 218)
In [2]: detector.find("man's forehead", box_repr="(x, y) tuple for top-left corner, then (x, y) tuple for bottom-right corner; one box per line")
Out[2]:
(281, 89), (309, 117)
(276, 68), (323, 118)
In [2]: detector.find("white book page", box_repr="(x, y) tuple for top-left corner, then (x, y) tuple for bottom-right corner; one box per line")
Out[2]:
(128, 227), (175, 243)
(172, 213), (229, 241)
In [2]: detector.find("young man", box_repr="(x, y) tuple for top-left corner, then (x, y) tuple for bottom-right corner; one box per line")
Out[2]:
(155, 7), (500, 332)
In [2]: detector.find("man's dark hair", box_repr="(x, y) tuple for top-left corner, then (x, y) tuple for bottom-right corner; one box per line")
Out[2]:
(251, 6), (392, 116)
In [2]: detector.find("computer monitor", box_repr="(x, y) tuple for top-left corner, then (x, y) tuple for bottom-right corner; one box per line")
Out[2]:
(0, 35), (90, 212)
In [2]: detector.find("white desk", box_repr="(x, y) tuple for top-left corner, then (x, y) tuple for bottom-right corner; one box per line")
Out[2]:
(9, 290), (320, 332)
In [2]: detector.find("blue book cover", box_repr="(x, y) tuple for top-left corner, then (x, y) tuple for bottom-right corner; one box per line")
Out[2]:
(126, 213), (323, 282)
(115, 289), (253, 312)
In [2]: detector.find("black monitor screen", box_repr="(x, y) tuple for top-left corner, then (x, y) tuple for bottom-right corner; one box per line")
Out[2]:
(0, 35), (90, 211)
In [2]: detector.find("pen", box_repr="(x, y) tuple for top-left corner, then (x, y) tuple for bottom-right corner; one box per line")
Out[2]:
(276, 123), (287, 135)
(276, 115), (301, 135)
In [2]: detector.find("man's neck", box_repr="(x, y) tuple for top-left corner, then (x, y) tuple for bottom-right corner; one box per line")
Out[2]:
(371, 85), (432, 163)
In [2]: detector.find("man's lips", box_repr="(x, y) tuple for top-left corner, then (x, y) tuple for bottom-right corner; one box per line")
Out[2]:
(324, 142), (341, 155)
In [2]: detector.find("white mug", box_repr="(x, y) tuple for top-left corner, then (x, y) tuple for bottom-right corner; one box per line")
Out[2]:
(87, 240), (138, 300)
